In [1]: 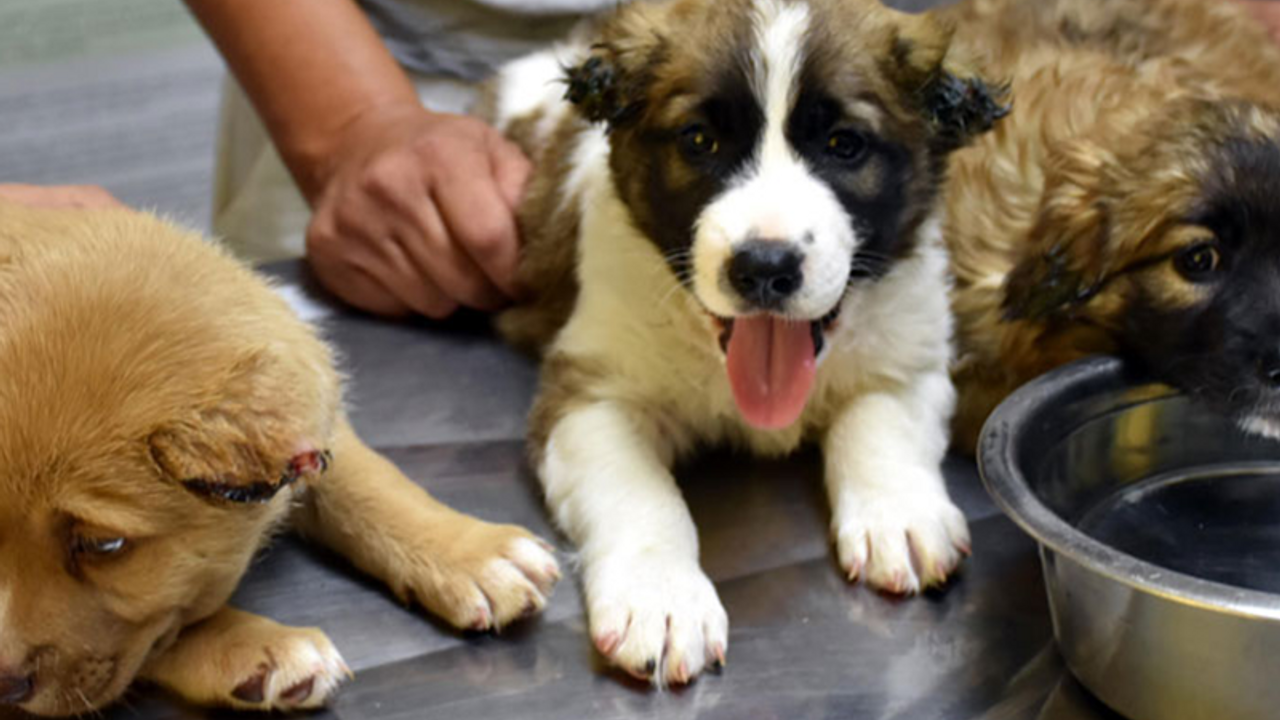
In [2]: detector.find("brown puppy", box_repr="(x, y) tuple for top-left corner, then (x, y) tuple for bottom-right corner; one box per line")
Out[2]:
(0, 201), (559, 716)
(942, 0), (1280, 450)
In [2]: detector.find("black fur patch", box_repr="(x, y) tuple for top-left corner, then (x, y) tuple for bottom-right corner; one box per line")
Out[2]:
(610, 57), (763, 284)
(1130, 137), (1280, 423)
(786, 87), (925, 281)
(920, 72), (1010, 153)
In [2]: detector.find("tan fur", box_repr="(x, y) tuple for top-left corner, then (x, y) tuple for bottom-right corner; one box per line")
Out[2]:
(0, 201), (558, 715)
(941, 0), (1280, 450)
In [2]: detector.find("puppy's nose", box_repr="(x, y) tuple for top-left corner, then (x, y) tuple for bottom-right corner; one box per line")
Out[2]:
(728, 240), (803, 309)
(0, 671), (34, 705)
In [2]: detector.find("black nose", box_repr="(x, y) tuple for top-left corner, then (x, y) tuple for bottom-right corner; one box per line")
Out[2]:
(0, 672), (33, 705)
(728, 240), (803, 309)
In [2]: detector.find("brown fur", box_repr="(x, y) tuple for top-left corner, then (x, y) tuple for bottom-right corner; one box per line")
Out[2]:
(0, 202), (558, 715)
(941, 0), (1280, 450)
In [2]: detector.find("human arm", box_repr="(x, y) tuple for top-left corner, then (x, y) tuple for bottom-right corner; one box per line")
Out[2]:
(184, 0), (531, 317)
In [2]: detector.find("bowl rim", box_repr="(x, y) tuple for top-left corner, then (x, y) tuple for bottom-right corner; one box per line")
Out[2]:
(978, 354), (1280, 622)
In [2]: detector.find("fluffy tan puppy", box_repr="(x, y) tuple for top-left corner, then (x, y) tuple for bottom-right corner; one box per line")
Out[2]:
(0, 201), (559, 716)
(942, 0), (1280, 450)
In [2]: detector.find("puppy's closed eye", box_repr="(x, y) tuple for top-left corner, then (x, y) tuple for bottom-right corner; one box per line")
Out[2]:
(72, 535), (129, 560)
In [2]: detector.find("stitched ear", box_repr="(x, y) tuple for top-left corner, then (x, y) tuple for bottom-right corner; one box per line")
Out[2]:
(564, 52), (631, 125)
(892, 17), (1010, 153)
(1003, 140), (1114, 321)
(147, 351), (332, 505)
(563, 6), (667, 129)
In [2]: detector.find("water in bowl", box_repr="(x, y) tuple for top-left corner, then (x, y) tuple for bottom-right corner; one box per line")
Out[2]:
(1076, 465), (1280, 594)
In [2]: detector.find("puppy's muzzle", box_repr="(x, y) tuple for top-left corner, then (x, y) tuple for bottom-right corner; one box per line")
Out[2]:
(726, 239), (803, 311)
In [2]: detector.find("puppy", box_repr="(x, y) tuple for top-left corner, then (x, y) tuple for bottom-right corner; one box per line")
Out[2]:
(941, 0), (1280, 450)
(0, 202), (559, 716)
(485, 0), (1004, 685)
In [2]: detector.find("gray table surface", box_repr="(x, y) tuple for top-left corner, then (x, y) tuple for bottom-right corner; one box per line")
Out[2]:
(75, 262), (1122, 720)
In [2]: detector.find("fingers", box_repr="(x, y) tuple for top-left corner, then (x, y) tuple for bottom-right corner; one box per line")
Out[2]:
(307, 209), (459, 319)
(359, 158), (507, 310)
(434, 140), (524, 299)
(489, 134), (533, 211)
(299, 110), (528, 318)
(0, 183), (125, 209)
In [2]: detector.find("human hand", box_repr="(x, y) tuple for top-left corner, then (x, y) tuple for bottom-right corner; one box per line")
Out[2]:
(303, 105), (532, 318)
(0, 183), (125, 210)
(1237, 0), (1280, 42)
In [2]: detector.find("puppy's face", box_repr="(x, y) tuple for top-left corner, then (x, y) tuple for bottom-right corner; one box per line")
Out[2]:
(567, 0), (1004, 429)
(0, 302), (332, 716)
(1006, 100), (1280, 437)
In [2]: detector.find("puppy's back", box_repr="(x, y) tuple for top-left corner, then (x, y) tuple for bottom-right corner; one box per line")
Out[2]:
(0, 201), (340, 469)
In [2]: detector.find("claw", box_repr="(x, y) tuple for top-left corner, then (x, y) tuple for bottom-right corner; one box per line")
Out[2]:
(594, 631), (621, 657)
(280, 677), (315, 705)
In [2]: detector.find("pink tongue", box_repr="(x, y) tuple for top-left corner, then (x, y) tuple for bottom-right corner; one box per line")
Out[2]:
(725, 316), (817, 430)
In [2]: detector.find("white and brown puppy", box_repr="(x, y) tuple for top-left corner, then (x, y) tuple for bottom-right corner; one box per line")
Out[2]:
(0, 202), (559, 716)
(485, 0), (1005, 686)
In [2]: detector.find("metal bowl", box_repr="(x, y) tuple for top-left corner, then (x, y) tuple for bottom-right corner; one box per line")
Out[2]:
(979, 355), (1280, 720)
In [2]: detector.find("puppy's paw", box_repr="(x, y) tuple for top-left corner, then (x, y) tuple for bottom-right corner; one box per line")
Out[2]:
(226, 628), (349, 711)
(399, 520), (561, 632)
(141, 609), (349, 712)
(833, 482), (970, 594)
(586, 554), (728, 687)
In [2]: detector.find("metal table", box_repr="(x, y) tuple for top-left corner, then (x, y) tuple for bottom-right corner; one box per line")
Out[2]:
(86, 264), (1122, 720)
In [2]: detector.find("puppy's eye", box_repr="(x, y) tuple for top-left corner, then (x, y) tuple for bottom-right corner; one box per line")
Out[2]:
(679, 125), (718, 158)
(826, 130), (867, 162)
(1174, 242), (1222, 280)
(74, 535), (128, 559)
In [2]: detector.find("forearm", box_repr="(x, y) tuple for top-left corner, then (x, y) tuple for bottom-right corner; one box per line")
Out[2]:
(183, 0), (422, 199)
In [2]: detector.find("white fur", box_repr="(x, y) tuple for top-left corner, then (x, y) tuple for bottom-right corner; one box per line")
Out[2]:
(491, 41), (584, 145)
(1241, 413), (1280, 440)
(491, 0), (966, 686)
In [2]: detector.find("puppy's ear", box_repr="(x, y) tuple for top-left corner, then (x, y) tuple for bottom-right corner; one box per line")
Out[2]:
(892, 16), (1010, 153)
(147, 351), (332, 506)
(1003, 140), (1114, 321)
(563, 7), (667, 129)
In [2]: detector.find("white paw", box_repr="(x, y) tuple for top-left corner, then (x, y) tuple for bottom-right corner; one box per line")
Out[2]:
(833, 481), (970, 595)
(586, 554), (728, 686)
(229, 628), (350, 711)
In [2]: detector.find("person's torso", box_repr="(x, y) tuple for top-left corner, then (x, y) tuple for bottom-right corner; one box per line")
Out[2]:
(359, 0), (618, 80)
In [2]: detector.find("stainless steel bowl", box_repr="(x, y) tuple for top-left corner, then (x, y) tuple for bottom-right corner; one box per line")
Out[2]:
(979, 355), (1280, 720)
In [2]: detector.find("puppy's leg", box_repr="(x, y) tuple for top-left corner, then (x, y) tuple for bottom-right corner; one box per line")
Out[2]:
(293, 418), (560, 631)
(541, 401), (728, 686)
(824, 371), (970, 594)
(139, 607), (349, 711)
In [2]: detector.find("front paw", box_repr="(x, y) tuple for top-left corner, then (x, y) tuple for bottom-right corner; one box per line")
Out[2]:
(398, 520), (561, 632)
(143, 610), (349, 712)
(833, 480), (970, 594)
(586, 554), (728, 687)
(226, 629), (349, 711)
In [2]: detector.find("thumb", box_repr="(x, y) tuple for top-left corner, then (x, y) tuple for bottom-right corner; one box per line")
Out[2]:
(490, 135), (533, 211)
